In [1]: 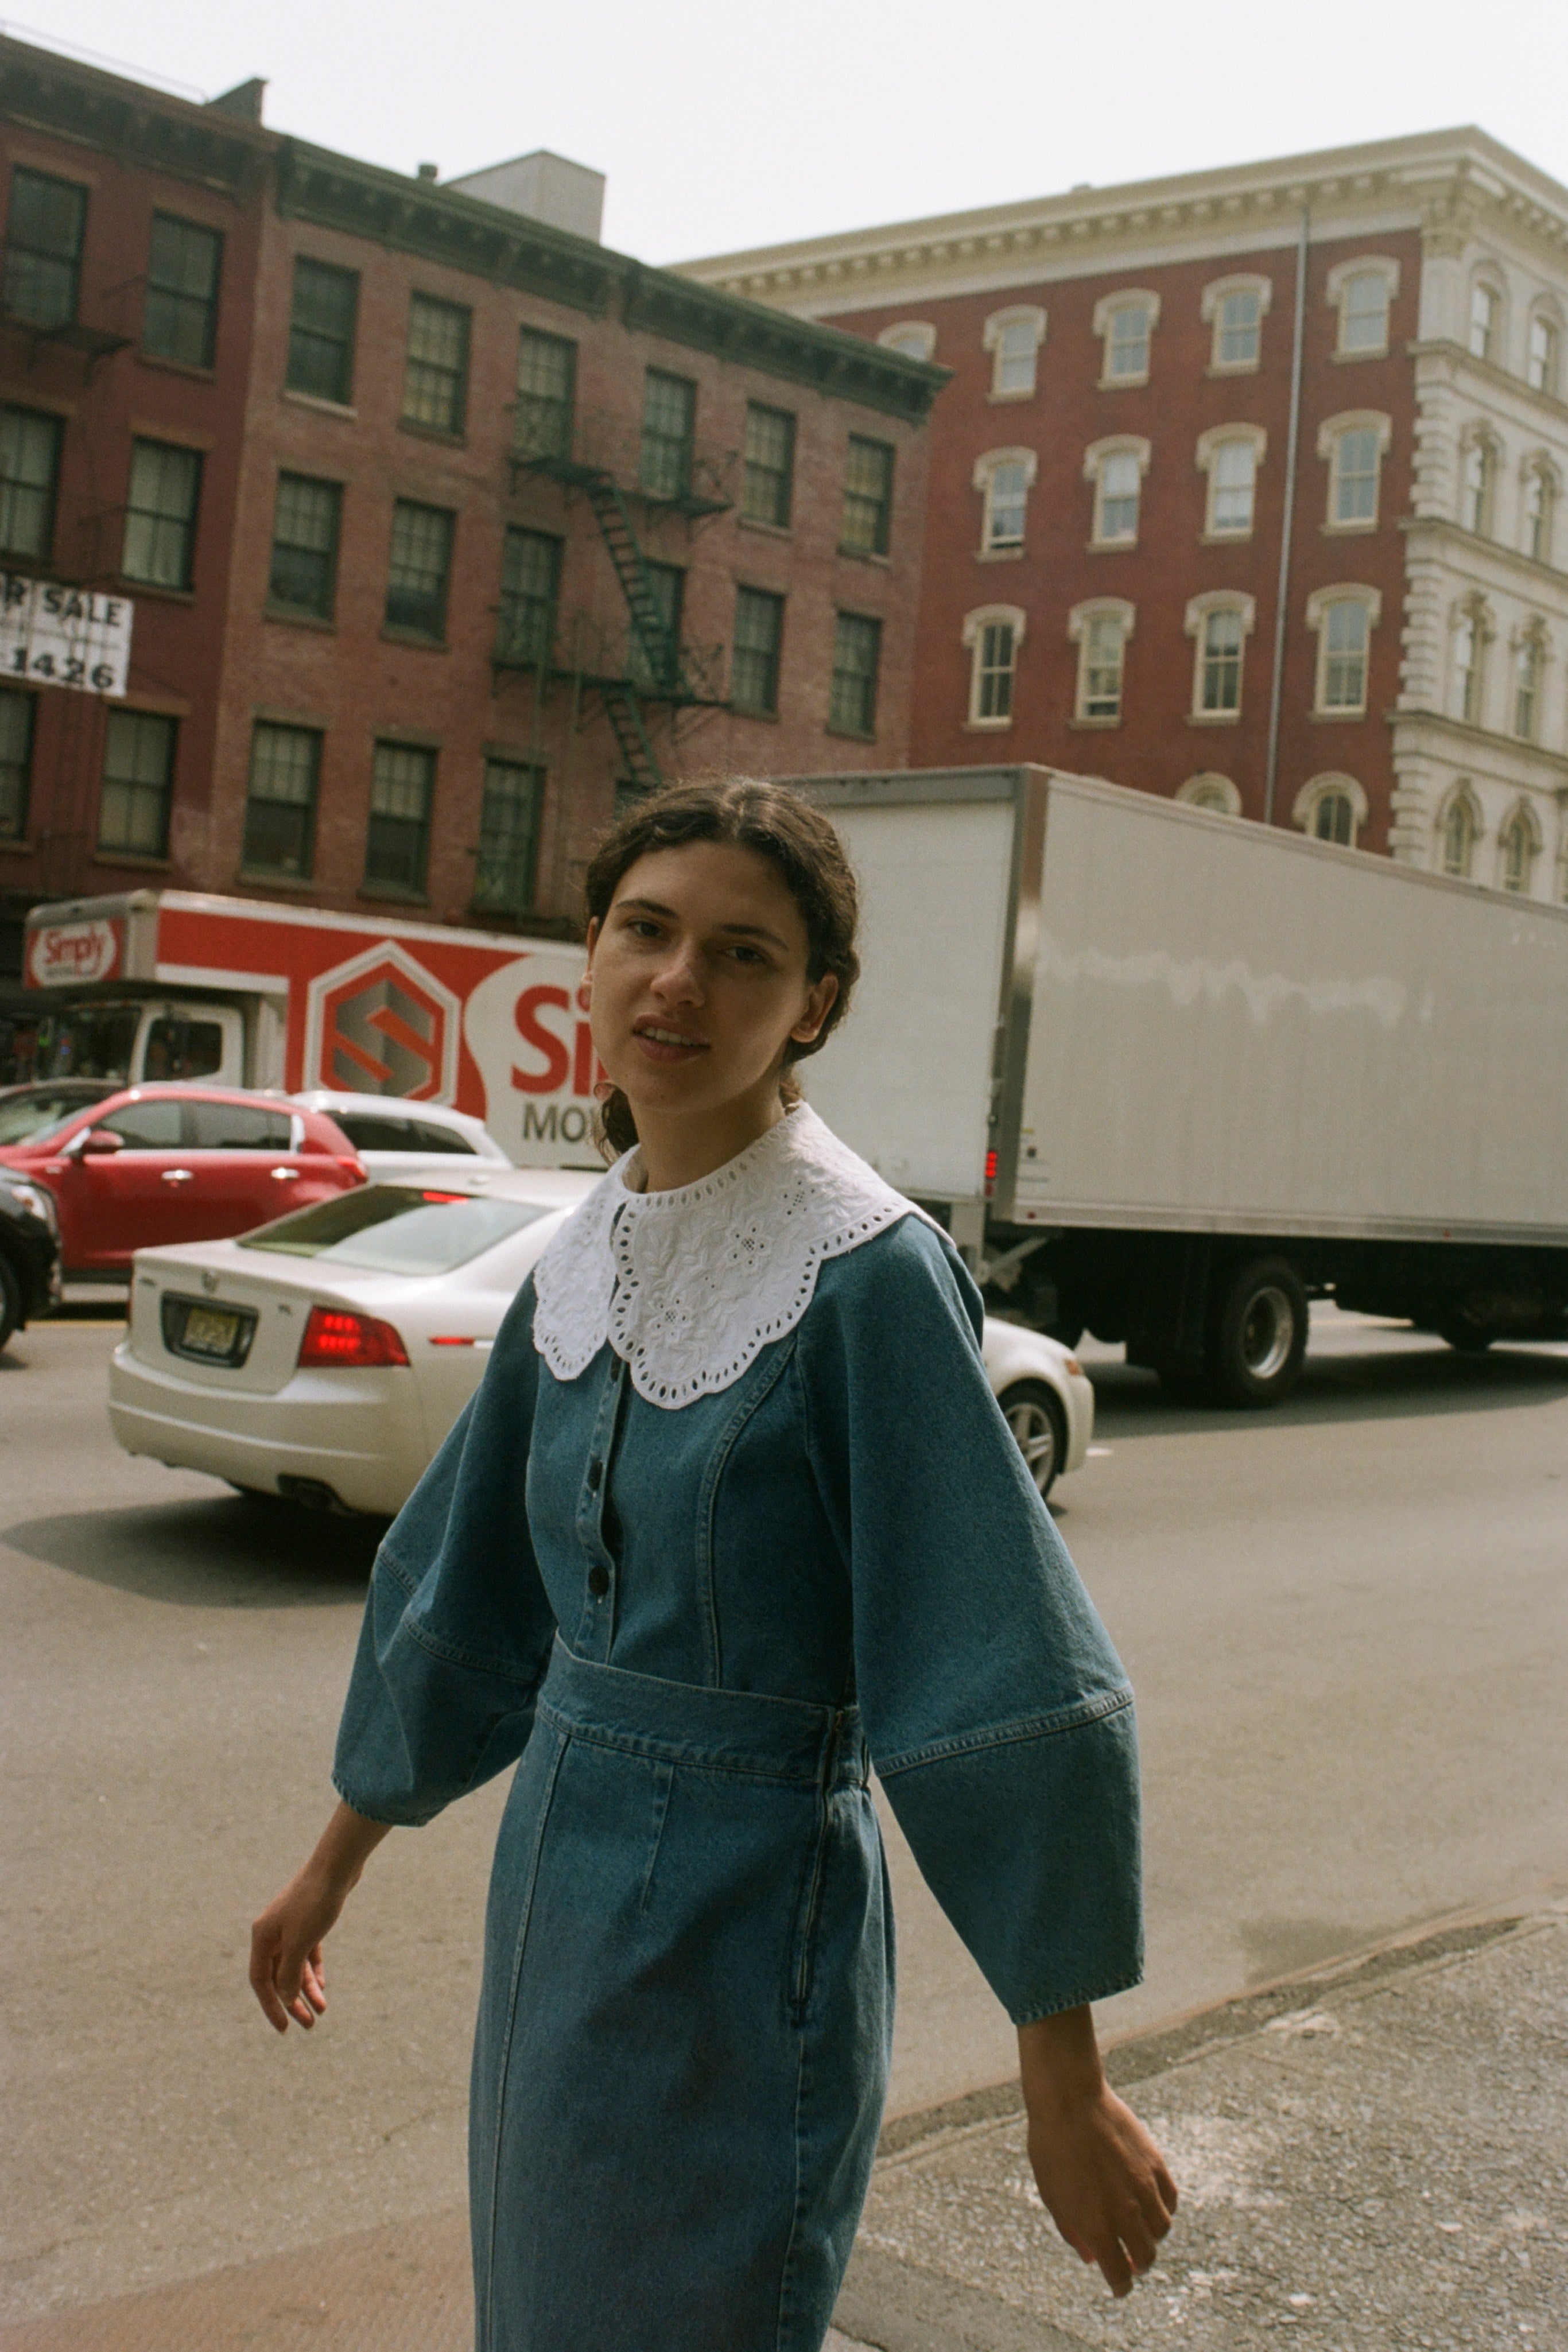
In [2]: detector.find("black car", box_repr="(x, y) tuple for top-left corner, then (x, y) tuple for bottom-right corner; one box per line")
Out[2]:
(0, 1164), (61, 1349)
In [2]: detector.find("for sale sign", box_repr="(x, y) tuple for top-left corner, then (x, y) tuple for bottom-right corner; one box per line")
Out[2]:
(0, 573), (131, 697)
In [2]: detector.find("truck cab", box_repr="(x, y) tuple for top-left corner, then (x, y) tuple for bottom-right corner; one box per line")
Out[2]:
(21, 999), (245, 1088)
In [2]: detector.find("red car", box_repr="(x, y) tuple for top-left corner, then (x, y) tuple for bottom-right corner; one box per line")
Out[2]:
(0, 1085), (366, 1277)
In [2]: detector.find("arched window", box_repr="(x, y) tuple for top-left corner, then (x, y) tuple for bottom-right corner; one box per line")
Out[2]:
(972, 448), (1037, 554)
(1451, 598), (1491, 725)
(962, 604), (1025, 727)
(1469, 279), (1502, 364)
(1093, 290), (1160, 385)
(1177, 773), (1242, 815)
(1306, 586), (1380, 716)
(1327, 257), (1399, 358)
(983, 306), (1046, 399)
(1084, 436), (1150, 545)
(1069, 599), (1135, 723)
(1319, 412), (1391, 529)
(1294, 773), (1368, 847)
(1185, 592), (1255, 719)
(1461, 434), (1497, 537)
(1201, 274), (1271, 372)
(1437, 786), (1480, 879)
(1528, 311), (1560, 396)
(1197, 425), (1266, 538)
(876, 321), (937, 363)
(1523, 459), (1557, 565)
(1497, 801), (1540, 895)
(1513, 625), (1547, 742)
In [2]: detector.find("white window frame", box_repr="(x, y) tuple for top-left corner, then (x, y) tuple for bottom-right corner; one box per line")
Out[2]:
(1326, 257), (1400, 359)
(1176, 772), (1242, 815)
(876, 321), (937, 363)
(1068, 597), (1135, 725)
(1450, 595), (1492, 726)
(1435, 781), (1482, 879)
(1318, 410), (1392, 533)
(1196, 424), (1266, 540)
(1527, 307), (1561, 397)
(1093, 290), (1160, 387)
(1201, 273), (1272, 374)
(1459, 429), (1499, 538)
(961, 603), (1026, 730)
(1293, 772), (1368, 847)
(1522, 455), (1558, 565)
(1184, 591), (1255, 722)
(1305, 584), (1380, 717)
(983, 305), (1046, 401)
(1083, 434), (1150, 547)
(1495, 797), (1542, 895)
(1511, 622), (1548, 743)
(1468, 275), (1504, 366)
(972, 447), (1037, 557)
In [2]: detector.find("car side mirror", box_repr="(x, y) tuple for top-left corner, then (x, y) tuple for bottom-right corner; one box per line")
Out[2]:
(79, 1127), (126, 1158)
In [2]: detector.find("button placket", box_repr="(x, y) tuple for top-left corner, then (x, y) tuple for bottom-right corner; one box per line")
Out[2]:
(575, 1349), (626, 1655)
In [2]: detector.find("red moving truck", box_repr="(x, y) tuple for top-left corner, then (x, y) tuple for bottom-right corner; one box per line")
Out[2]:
(16, 889), (595, 1169)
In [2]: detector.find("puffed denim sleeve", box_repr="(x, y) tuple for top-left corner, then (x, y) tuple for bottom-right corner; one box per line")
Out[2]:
(799, 1218), (1143, 2023)
(332, 1280), (557, 1826)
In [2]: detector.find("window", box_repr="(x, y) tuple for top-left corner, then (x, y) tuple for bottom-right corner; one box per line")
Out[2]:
(1072, 602), (1132, 722)
(1307, 589), (1378, 716)
(366, 742), (435, 892)
(973, 447), (1035, 553)
(286, 257), (358, 405)
(1524, 461), (1556, 564)
(0, 403), (61, 559)
(472, 758), (543, 916)
(1453, 602), (1487, 725)
(1528, 312), (1559, 397)
(1204, 278), (1268, 371)
(385, 499), (454, 639)
(641, 370), (696, 501)
(121, 440), (201, 589)
(1438, 787), (1478, 879)
(188, 1100), (294, 1152)
(1294, 775), (1365, 847)
(1177, 773), (1241, 816)
(1197, 426), (1265, 537)
(1469, 281), (1499, 364)
(1461, 436), (1495, 536)
(514, 328), (575, 460)
(741, 404), (795, 528)
(3, 169), (86, 328)
(402, 293), (469, 434)
(1095, 292), (1158, 384)
(828, 612), (880, 737)
(269, 473), (341, 618)
(842, 436), (895, 556)
(496, 526), (561, 667)
(627, 560), (683, 692)
(1329, 259), (1398, 356)
(1186, 594), (1253, 717)
(1085, 438), (1147, 544)
(100, 1098), (183, 1148)
(1497, 802), (1537, 894)
(1513, 629), (1544, 742)
(0, 686), (33, 839)
(984, 305), (1046, 398)
(98, 710), (175, 856)
(242, 723), (320, 877)
(876, 321), (936, 361)
(731, 586), (784, 716)
(1318, 412), (1390, 529)
(142, 214), (222, 368)
(962, 605), (1024, 726)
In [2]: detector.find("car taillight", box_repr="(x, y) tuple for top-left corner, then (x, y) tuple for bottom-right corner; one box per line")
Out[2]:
(298, 1305), (410, 1369)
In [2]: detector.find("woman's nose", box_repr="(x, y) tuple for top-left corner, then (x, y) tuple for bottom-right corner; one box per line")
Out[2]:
(650, 945), (703, 1002)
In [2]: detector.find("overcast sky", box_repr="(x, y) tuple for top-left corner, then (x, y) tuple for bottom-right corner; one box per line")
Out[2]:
(11, 0), (1568, 263)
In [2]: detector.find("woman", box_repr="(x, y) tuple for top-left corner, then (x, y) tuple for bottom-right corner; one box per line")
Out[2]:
(251, 778), (1176, 2351)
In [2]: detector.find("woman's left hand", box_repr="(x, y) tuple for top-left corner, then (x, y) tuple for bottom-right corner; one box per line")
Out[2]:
(1018, 2005), (1178, 2297)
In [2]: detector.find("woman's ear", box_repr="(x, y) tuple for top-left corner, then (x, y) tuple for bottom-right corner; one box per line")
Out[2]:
(790, 972), (839, 1045)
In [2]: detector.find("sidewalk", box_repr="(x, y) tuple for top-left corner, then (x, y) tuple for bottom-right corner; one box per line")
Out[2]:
(5, 1906), (1562, 2352)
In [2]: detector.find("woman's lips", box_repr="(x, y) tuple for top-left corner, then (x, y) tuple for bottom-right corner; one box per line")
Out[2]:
(631, 1023), (709, 1065)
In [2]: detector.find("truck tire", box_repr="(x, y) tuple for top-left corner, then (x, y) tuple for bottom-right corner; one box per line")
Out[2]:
(1205, 1256), (1309, 1407)
(998, 1379), (1068, 1501)
(0, 1252), (22, 1352)
(1435, 1305), (1497, 1354)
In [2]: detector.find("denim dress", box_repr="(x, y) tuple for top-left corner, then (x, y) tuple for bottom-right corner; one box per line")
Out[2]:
(332, 1108), (1143, 2352)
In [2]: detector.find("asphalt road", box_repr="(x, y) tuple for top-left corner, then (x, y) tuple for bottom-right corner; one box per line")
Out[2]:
(3, 1306), (1566, 2328)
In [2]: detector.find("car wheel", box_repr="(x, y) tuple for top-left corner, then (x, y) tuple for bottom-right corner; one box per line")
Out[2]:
(1205, 1256), (1309, 1407)
(0, 1252), (22, 1352)
(998, 1379), (1068, 1501)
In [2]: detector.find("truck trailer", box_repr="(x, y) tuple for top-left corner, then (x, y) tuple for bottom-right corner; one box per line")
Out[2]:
(792, 764), (1568, 1404)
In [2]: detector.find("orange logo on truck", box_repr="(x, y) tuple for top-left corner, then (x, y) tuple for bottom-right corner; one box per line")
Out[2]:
(304, 945), (461, 1101)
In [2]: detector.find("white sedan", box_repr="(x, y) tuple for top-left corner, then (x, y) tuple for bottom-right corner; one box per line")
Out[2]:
(288, 1089), (513, 1182)
(108, 1175), (1093, 1516)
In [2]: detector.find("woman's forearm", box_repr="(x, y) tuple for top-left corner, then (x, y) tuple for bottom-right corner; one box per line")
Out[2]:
(1018, 2004), (1104, 2106)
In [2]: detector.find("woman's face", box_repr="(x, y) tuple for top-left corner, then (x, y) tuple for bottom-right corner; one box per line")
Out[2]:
(586, 841), (837, 1128)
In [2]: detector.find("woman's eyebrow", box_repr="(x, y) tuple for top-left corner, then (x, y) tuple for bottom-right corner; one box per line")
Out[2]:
(616, 898), (790, 952)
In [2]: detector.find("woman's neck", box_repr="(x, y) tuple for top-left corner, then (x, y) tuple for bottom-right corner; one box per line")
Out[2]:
(631, 1081), (789, 1193)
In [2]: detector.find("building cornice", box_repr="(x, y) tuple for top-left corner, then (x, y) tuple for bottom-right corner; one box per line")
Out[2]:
(1392, 704), (1568, 782)
(1402, 512), (1568, 597)
(0, 34), (271, 198)
(677, 127), (1568, 318)
(1410, 339), (1568, 430)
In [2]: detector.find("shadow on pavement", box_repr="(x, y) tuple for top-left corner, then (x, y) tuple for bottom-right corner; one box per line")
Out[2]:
(3, 1493), (382, 1608)
(1089, 1337), (1568, 1435)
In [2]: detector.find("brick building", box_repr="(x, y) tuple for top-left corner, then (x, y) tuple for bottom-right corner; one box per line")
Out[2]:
(0, 31), (942, 1001)
(684, 130), (1568, 901)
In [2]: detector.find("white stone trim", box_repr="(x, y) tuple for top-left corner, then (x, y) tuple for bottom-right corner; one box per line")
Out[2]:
(1083, 434), (1152, 545)
(1068, 596), (1135, 724)
(1434, 777), (1484, 877)
(1196, 424), (1267, 538)
(1176, 771), (1242, 814)
(961, 602), (1027, 729)
(1093, 289), (1161, 386)
(1201, 272), (1273, 372)
(1293, 771), (1368, 844)
(1317, 409), (1393, 533)
(1326, 255), (1401, 357)
(982, 304), (1046, 399)
(1495, 794), (1543, 893)
(876, 320), (937, 361)
(1184, 589), (1255, 721)
(1305, 583), (1381, 717)
(972, 445), (1038, 555)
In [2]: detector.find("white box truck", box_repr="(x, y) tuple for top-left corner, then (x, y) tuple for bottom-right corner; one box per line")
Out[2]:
(793, 764), (1568, 1404)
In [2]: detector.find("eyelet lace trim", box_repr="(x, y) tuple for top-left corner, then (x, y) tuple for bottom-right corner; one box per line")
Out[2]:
(531, 1103), (924, 1408)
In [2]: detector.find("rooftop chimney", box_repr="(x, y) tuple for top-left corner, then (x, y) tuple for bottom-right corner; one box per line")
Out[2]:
(441, 150), (605, 243)
(206, 78), (266, 123)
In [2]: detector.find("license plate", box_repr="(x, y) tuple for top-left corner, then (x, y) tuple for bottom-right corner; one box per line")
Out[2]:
(162, 1294), (257, 1368)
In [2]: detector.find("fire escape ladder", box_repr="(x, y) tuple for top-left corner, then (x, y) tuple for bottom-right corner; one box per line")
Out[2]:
(580, 475), (684, 696)
(601, 681), (663, 797)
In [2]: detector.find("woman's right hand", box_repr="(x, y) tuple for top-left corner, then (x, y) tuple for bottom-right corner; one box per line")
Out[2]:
(249, 1800), (392, 2035)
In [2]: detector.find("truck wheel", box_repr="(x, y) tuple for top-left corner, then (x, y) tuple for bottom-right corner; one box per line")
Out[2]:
(1206, 1257), (1308, 1407)
(1436, 1307), (1497, 1355)
(998, 1380), (1068, 1501)
(0, 1253), (22, 1352)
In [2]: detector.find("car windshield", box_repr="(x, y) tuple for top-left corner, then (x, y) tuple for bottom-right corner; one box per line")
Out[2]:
(0, 1095), (97, 1146)
(241, 1185), (550, 1275)
(33, 1006), (141, 1081)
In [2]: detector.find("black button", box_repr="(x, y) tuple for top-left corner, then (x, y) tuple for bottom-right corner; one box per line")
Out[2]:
(588, 1565), (610, 1598)
(587, 1458), (603, 1491)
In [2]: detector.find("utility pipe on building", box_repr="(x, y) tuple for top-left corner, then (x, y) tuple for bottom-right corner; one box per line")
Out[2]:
(1263, 204), (1310, 828)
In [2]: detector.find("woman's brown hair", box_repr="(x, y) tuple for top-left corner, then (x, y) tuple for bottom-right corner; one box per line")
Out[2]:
(583, 777), (860, 1158)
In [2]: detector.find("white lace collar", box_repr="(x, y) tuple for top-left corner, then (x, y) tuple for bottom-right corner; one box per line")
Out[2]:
(531, 1102), (922, 1408)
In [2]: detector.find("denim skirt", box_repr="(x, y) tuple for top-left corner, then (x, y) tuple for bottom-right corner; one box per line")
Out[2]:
(468, 1640), (894, 2352)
